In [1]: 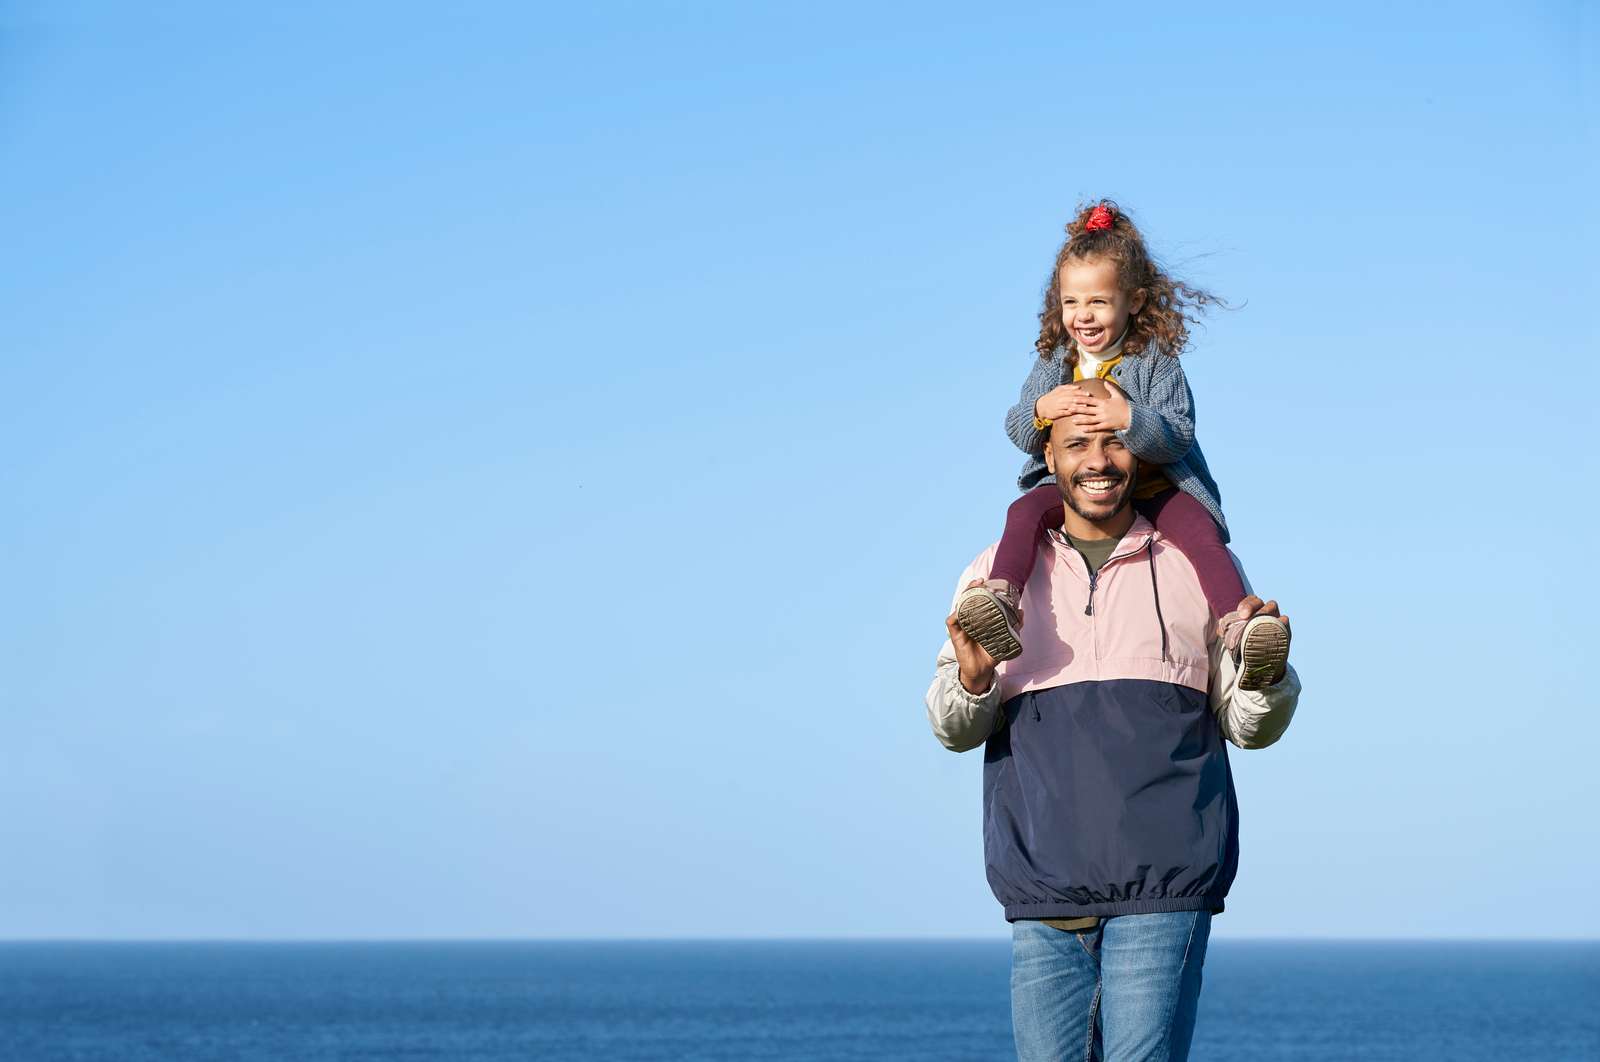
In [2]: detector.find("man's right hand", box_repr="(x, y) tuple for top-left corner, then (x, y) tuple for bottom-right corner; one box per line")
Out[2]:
(1034, 384), (1083, 423)
(946, 580), (1001, 695)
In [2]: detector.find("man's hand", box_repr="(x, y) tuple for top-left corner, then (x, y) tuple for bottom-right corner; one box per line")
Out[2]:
(1064, 383), (1131, 431)
(1034, 384), (1084, 423)
(946, 580), (1004, 695)
(1230, 594), (1291, 639)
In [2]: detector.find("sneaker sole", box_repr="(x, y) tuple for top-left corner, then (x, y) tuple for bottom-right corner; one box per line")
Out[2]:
(1237, 616), (1289, 691)
(955, 593), (1023, 663)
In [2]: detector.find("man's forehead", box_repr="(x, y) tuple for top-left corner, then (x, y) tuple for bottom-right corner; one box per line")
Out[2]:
(1053, 422), (1117, 445)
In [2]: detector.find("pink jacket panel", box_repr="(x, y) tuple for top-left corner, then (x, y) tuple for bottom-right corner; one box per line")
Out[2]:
(955, 516), (1213, 702)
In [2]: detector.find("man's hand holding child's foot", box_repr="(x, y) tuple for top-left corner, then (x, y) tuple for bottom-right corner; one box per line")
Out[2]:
(951, 579), (1024, 684)
(1217, 595), (1291, 691)
(946, 614), (996, 697)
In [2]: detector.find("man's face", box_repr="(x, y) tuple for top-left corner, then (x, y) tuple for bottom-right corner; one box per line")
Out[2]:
(1044, 416), (1139, 524)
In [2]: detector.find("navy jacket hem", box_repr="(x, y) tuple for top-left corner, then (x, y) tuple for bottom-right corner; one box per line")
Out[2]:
(1003, 895), (1223, 922)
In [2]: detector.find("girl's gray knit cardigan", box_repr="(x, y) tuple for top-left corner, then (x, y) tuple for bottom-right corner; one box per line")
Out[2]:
(1004, 347), (1231, 542)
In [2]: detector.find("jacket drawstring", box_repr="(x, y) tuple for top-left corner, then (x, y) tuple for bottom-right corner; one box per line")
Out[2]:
(1147, 543), (1169, 663)
(1065, 530), (1168, 661)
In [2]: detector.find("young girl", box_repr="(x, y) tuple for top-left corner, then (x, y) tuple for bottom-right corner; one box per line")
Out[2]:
(954, 200), (1289, 689)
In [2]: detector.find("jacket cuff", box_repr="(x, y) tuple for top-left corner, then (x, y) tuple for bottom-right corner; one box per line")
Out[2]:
(928, 660), (1005, 751)
(952, 669), (1001, 707)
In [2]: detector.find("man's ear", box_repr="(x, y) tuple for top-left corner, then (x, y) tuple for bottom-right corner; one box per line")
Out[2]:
(1043, 431), (1056, 476)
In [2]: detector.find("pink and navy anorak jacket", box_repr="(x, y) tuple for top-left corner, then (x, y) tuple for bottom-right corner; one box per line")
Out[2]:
(926, 516), (1301, 922)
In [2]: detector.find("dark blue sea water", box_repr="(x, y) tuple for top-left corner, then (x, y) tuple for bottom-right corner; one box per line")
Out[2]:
(1, 940), (1595, 1060)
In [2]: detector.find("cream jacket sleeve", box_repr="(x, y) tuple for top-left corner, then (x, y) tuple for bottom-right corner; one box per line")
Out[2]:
(925, 557), (1005, 753)
(925, 638), (1006, 753)
(1207, 644), (1301, 750)
(1209, 555), (1301, 749)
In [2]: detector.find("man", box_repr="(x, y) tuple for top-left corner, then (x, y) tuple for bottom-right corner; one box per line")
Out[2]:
(926, 378), (1302, 1061)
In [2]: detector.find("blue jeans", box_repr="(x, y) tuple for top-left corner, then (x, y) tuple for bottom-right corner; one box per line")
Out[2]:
(1011, 911), (1211, 1062)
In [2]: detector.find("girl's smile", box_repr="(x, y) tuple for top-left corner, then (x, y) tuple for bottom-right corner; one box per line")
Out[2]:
(1057, 258), (1146, 355)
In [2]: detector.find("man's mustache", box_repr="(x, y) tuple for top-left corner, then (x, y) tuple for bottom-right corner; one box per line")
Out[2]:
(1071, 471), (1127, 486)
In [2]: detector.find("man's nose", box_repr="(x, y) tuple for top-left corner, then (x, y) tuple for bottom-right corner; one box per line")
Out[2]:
(1083, 444), (1114, 469)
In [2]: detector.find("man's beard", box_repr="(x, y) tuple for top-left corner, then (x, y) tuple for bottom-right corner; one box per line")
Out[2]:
(1059, 468), (1136, 522)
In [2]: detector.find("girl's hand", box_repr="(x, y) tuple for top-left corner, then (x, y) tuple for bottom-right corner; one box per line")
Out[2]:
(1034, 385), (1084, 423)
(1065, 385), (1131, 432)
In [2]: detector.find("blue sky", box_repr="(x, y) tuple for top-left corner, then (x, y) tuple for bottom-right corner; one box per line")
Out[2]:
(1, 2), (1595, 939)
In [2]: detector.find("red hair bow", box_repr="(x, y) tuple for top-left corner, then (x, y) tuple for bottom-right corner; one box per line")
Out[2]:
(1085, 204), (1116, 232)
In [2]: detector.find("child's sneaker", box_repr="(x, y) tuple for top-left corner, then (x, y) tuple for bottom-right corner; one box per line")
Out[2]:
(955, 580), (1024, 662)
(1227, 613), (1290, 691)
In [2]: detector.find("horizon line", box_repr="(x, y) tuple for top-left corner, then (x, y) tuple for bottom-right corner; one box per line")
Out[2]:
(3, 934), (1597, 945)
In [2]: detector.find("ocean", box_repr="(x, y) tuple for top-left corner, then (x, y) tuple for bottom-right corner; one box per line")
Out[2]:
(1, 940), (1594, 1060)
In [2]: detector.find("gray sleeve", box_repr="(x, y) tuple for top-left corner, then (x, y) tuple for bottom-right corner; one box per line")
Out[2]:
(1117, 355), (1196, 465)
(1004, 355), (1066, 456)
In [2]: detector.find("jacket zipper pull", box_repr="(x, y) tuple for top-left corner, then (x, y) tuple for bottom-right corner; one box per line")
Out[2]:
(1084, 571), (1097, 616)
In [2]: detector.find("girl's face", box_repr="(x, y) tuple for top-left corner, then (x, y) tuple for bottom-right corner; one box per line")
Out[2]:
(1058, 258), (1145, 355)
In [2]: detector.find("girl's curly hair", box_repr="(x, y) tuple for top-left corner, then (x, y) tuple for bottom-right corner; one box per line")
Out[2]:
(1035, 200), (1221, 366)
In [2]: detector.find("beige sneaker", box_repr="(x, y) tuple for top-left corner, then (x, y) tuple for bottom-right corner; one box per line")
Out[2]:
(1234, 614), (1290, 691)
(955, 580), (1024, 663)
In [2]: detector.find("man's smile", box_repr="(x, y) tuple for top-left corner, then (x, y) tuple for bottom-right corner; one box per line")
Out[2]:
(1074, 474), (1124, 496)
